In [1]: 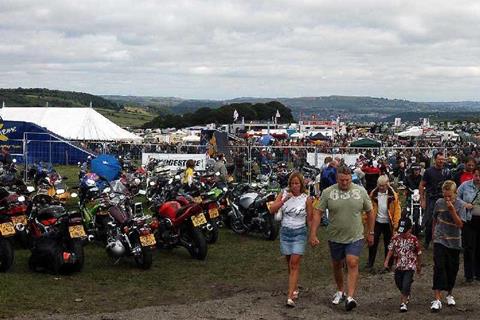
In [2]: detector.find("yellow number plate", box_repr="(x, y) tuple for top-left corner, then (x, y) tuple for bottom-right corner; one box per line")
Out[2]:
(209, 208), (219, 219)
(69, 225), (86, 238)
(193, 196), (203, 204)
(0, 222), (15, 236)
(140, 234), (156, 247)
(191, 213), (207, 227)
(11, 215), (28, 226)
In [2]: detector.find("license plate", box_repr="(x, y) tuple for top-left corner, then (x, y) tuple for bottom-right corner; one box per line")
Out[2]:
(191, 213), (207, 227)
(139, 234), (156, 247)
(69, 225), (86, 238)
(209, 208), (219, 219)
(11, 215), (27, 226)
(0, 222), (15, 236)
(193, 196), (203, 204)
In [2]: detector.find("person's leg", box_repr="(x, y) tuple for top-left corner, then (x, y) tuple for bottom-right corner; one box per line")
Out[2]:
(286, 255), (291, 275)
(463, 221), (474, 281)
(332, 259), (345, 293)
(446, 248), (460, 296)
(383, 223), (393, 261)
(288, 255), (302, 299)
(424, 198), (435, 248)
(432, 244), (447, 301)
(345, 254), (360, 298)
(401, 270), (414, 303)
(472, 217), (480, 280)
(394, 270), (404, 298)
(367, 221), (381, 268)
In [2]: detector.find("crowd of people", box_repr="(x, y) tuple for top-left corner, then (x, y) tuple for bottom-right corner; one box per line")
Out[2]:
(269, 149), (480, 314)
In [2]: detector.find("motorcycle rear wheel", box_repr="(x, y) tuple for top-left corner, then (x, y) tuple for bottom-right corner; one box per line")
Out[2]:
(186, 228), (207, 260)
(0, 238), (14, 272)
(70, 240), (85, 273)
(205, 223), (219, 244)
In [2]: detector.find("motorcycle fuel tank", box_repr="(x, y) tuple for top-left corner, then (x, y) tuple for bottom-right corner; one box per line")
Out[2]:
(239, 193), (258, 210)
(158, 201), (182, 221)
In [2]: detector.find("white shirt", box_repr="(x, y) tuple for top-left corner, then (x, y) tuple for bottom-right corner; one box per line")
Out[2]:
(281, 191), (308, 229)
(376, 192), (390, 224)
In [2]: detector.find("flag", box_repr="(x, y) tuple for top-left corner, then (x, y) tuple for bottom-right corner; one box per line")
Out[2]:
(233, 109), (239, 121)
(275, 110), (280, 118)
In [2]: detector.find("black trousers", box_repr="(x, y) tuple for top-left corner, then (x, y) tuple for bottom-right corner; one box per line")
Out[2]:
(395, 270), (415, 296)
(433, 243), (460, 292)
(463, 216), (480, 280)
(423, 196), (438, 247)
(368, 221), (392, 267)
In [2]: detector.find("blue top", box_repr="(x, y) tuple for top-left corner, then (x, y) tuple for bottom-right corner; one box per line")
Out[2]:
(457, 180), (480, 222)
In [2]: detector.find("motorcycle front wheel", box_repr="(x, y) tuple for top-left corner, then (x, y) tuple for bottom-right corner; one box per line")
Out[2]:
(133, 236), (153, 270)
(0, 238), (14, 272)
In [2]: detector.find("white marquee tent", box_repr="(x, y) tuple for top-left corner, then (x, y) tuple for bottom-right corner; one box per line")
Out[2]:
(0, 107), (142, 142)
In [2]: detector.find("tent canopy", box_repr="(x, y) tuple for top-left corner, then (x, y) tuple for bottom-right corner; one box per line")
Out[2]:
(308, 132), (329, 141)
(350, 138), (381, 148)
(0, 107), (142, 142)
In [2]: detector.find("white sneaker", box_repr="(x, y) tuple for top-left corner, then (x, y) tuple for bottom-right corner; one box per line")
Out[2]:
(446, 295), (456, 306)
(431, 299), (442, 312)
(345, 297), (357, 311)
(332, 291), (346, 305)
(400, 303), (408, 312)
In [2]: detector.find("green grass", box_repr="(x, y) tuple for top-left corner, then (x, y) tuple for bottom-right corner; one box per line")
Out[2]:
(96, 108), (155, 128)
(1, 166), (415, 318)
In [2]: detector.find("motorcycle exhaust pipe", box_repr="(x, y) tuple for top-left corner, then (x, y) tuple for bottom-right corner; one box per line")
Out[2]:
(205, 223), (214, 232)
(216, 220), (225, 228)
(15, 223), (25, 232)
(87, 234), (95, 242)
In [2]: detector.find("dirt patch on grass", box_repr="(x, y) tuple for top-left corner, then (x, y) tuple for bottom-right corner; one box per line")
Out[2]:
(11, 258), (479, 320)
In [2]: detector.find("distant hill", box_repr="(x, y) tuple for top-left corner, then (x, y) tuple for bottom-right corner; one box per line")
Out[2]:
(106, 95), (480, 121)
(0, 88), (154, 128)
(1, 88), (119, 110)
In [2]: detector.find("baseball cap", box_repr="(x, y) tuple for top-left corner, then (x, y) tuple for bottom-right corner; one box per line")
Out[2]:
(397, 217), (412, 233)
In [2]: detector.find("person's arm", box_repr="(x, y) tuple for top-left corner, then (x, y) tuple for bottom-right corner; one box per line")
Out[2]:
(268, 191), (291, 214)
(446, 200), (464, 228)
(419, 180), (427, 209)
(306, 197), (314, 226)
(366, 208), (375, 246)
(384, 249), (393, 269)
(309, 208), (322, 247)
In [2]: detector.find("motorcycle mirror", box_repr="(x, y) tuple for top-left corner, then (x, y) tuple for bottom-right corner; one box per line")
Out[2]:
(27, 186), (35, 193)
(71, 192), (78, 198)
(138, 190), (147, 195)
(17, 195), (26, 202)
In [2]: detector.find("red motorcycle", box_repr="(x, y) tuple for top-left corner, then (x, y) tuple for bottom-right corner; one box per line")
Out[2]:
(150, 188), (208, 260)
(0, 187), (29, 247)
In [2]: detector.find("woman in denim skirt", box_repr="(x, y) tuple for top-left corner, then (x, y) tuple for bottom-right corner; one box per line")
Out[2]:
(269, 171), (314, 307)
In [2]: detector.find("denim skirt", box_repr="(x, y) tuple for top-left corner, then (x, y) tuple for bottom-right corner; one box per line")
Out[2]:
(280, 226), (307, 256)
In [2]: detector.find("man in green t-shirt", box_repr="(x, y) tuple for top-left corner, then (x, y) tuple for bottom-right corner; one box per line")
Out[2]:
(310, 165), (375, 312)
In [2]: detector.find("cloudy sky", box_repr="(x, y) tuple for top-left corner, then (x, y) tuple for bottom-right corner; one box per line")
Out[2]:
(1, 0), (479, 101)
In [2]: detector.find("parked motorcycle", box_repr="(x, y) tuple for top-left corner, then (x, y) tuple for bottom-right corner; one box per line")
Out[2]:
(150, 178), (208, 260)
(0, 187), (30, 248)
(227, 184), (279, 241)
(27, 193), (86, 274)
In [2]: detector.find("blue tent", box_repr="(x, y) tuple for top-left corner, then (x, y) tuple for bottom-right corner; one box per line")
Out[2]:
(91, 155), (121, 181)
(259, 134), (274, 146)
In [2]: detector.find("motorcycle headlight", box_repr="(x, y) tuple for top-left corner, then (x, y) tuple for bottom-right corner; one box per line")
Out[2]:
(134, 178), (141, 185)
(412, 194), (420, 201)
(17, 196), (25, 202)
(149, 181), (156, 186)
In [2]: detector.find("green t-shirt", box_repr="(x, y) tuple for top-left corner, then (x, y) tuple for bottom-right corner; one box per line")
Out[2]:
(317, 184), (373, 244)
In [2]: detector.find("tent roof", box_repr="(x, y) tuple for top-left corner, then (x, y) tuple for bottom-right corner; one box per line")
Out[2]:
(0, 107), (142, 142)
(350, 138), (381, 148)
(308, 132), (329, 141)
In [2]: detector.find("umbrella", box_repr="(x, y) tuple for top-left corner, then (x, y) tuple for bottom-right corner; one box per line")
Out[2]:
(91, 154), (121, 182)
(350, 138), (381, 148)
(260, 134), (274, 146)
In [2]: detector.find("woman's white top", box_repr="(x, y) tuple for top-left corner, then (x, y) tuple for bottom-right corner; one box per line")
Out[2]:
(281, 190), (308, 229)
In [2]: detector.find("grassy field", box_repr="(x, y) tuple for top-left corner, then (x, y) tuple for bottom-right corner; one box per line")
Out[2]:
(0, 166), (417, 318)
(96, 107), (155, 128)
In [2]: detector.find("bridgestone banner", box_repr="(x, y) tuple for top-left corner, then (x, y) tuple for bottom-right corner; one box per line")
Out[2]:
(142, 153), (207, 170)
